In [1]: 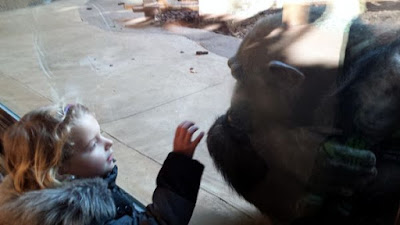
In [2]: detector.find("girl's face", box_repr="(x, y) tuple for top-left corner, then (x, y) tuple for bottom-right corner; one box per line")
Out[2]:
(62, 114), (115, 178)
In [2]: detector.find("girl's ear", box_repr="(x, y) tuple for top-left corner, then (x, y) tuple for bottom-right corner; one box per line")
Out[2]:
(268, 60), (305, 89)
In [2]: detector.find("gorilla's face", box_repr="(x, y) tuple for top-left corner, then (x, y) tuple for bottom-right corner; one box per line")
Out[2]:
(206, 57), (311, 178)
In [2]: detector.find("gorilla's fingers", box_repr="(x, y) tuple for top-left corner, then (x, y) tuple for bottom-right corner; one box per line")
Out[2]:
(324, 158), (378, 177)
(322, 141), (376, 167)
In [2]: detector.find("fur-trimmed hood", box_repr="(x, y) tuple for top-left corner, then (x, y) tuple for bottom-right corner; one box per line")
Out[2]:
(0, 176), (116, 225)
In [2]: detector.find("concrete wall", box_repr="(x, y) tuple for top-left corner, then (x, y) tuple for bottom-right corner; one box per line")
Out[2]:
(199, 0), (276, 18)
(198, 0), (328, 18)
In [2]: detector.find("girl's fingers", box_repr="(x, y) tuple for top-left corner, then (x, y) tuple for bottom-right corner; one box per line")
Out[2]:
(188, 126), (199, 133)
(192, 131), (205, 147)
(176, 121), (185, 140)
(185, 126), (199, 143)
(175, 126), (182, 141)
(177, 121), (193, 140)
(182, 121), (194, 129)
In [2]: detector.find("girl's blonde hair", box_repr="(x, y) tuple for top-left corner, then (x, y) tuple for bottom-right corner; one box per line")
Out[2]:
(2, 104), (91, 193)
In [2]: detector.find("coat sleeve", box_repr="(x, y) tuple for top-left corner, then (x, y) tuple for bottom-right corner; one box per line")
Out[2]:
(147, 152), (204, 225)
(107, 152), (204, 225)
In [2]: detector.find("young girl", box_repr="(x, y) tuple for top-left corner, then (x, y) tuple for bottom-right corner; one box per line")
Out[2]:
(0, 104), (205, 225)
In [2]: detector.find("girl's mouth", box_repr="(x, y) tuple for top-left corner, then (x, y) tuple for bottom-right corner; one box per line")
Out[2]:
(107, 154), (114, 162)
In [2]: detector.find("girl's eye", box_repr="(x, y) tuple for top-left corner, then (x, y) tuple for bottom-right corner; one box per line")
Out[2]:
(90, 142), (97, 150)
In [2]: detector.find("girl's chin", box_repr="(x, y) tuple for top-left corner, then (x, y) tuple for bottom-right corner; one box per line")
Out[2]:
(106, 161), (116, 170)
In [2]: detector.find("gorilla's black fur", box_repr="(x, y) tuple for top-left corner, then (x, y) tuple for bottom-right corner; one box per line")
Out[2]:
(207, 6), (400, 225)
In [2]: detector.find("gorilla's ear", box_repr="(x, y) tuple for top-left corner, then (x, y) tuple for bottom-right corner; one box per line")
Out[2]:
(268, 60), (305, 88)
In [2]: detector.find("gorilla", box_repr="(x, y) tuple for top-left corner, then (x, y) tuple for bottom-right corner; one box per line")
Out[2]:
(207, 4), (400, 225)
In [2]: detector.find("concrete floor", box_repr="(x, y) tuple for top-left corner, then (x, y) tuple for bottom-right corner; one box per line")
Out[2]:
(0, 0), (269, 224)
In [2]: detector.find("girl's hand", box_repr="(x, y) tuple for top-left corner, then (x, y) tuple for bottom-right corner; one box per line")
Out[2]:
(173, 121), (205, 158)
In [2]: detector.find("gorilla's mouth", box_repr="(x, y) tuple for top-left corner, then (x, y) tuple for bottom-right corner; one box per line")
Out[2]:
(207, 112), (269, 194)
(224, 113), (252, 143)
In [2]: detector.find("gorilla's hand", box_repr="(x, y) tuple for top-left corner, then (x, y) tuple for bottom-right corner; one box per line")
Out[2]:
(308, 137), (377, 196)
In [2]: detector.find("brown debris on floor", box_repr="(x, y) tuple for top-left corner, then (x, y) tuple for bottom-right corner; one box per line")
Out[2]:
(155, 9), (199, 24)
(195, 50), (208, 55)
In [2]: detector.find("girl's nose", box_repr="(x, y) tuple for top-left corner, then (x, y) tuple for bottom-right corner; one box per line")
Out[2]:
(104, 137), (113, 150)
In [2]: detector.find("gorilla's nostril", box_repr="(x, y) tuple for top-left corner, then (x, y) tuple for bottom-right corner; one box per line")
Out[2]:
(228, 55), (236, 68)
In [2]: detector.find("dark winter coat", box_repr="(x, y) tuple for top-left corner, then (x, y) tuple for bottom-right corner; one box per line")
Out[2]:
(0, 152), (204, 225)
